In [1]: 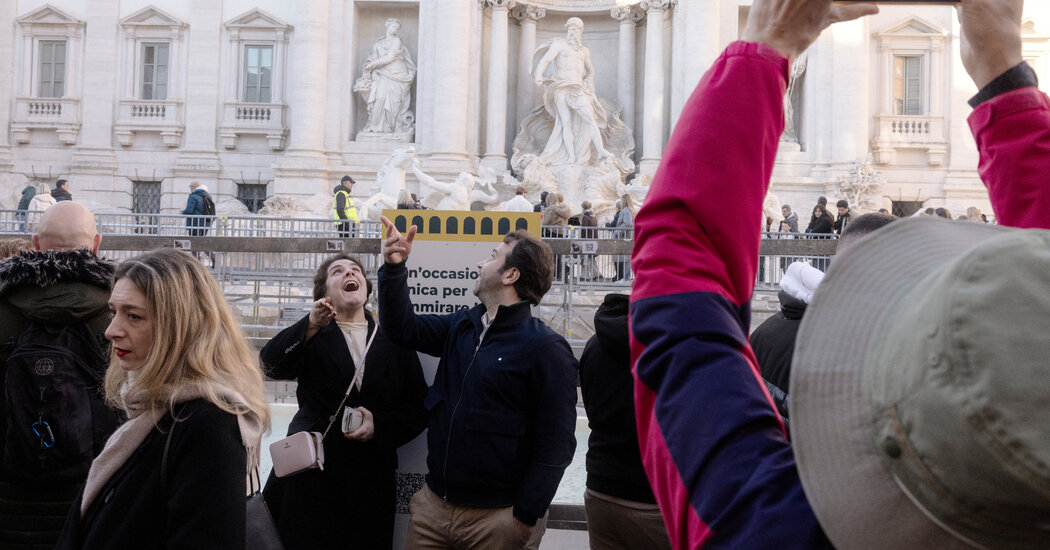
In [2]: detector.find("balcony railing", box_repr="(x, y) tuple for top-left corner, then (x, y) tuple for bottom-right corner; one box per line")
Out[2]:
(220, 102), (288, 150)
(873, 113), (948, 166)
(114, 99), (184, 147)
(11, 97), (81, 145)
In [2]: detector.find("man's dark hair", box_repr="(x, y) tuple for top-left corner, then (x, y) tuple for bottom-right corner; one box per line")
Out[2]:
(312, 254), (371, 301)
(782, 204), (792, 212)
(839, 213), (897, 247)
(500, 230), (553, 306)
(836, 199), (849, 209)
(539, 191), (549, 204)
(817, 196), (827, 207)
(516, 186), (526, 195)
(878, 208), (889, 214)
(924, 207), (935, 215)
(341, 175), (355, 185)
(56, 179), (68, 188)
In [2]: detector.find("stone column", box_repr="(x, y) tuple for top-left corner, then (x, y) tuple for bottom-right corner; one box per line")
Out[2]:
(639, 0), (676, 175)
(286, 0), (330, 154)
(671, 0), (717, 128)
(71, 0), (120, 205)
(427, 0), (473, 168)
(512, 5), (545, 133)
(274, 0), (331, 199)
(611, 5), (643, 131)
(482, 0), (515, 168)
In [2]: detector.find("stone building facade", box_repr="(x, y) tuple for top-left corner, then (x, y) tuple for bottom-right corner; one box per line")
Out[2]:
(1, 0), (1048, 220)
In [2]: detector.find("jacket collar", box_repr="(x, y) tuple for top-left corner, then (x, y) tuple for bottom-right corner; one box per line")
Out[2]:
(468, 300), (532, 331)
(0, 249), (114, 297)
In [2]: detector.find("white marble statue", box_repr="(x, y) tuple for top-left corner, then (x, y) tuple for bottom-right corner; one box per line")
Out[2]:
(510, 17), (635, 218)
(359, 146), (416, 219)
(413, 161), (476, 211)
(782, 52), (807, 144)
(355, 18), (416, 140)
(532, 17), (612, 166)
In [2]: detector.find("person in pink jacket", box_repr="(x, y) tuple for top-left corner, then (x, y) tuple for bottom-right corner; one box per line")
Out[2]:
(631, 0), (1050, 548)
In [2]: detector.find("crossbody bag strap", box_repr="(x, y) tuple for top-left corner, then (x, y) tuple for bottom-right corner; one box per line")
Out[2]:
(319, 325), (379, 441)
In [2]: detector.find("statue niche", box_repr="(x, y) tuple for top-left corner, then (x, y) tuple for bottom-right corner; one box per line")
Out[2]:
(511, 17), (635, 217)
(355, 18), (416, 142)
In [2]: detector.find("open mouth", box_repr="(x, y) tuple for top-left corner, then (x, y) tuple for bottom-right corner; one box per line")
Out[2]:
(114, 348), (129, 358)
(342, 280), (360, 292)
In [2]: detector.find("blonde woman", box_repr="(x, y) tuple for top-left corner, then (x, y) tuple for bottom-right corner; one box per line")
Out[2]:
(27, 183), (57, 232)
(56, 248), (269, 550)
(614, 194), (636, 281)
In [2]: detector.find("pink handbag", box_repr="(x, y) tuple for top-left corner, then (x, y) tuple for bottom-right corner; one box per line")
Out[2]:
(269, 431), (325, 478)
(268, 326), (378, 478)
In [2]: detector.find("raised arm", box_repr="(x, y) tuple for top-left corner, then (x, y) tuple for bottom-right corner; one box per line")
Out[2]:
(376, 216), (453, 356)
(629, 1), (876, 548)
(960, 0), (1050, 229)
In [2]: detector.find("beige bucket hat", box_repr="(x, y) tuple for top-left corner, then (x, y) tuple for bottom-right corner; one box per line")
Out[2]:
(790, 216), (1050, 549)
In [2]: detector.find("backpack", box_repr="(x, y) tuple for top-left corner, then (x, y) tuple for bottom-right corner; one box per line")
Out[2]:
(201, 193), (216, 217)
(2, 321), (121, 484)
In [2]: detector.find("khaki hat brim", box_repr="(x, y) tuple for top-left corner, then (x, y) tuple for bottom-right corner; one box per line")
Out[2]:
(790, 216), (1012, 549)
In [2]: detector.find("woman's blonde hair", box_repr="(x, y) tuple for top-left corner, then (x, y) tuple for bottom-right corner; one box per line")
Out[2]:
(0, 238), (33, 260)
(104, 248), (270, 430)
(621, 193), (636, 214)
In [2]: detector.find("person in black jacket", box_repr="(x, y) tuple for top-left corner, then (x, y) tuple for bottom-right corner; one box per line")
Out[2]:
(261, 253), (427, 550)
(579, 293), (671, 550)
(51, 179), (72, 202)
(378, 217), (578, 550)
(56, 248), (271, 550)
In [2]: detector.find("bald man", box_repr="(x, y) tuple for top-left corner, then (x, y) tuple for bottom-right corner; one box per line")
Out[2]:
(0, 201), (121, 547)
(32, 200), (103, 254)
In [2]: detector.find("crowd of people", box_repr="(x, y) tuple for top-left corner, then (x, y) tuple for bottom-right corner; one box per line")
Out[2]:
(0, 0), (1045, 549)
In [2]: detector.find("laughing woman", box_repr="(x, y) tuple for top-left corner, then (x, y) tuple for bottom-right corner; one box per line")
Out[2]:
(261, 254), (427, 549)
(56, 248), (270, 550)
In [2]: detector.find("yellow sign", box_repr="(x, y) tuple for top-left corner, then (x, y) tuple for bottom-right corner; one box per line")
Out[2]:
(382, 209), (542, 242)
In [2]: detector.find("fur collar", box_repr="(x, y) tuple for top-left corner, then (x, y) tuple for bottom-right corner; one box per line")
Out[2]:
(0, 249), (115, 297)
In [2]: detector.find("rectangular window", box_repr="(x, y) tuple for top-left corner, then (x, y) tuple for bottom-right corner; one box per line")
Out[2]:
(893, 55), (924, 116)
(38, 40), (66, 98)
(141, 42), (170, 100)
(243, 45), (273, 103)
(132, 181), (162, 234)
(891, 200), (924, 218)
(237, 183), (268, 214)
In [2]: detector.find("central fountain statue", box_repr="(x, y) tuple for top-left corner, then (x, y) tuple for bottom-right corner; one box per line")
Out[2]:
(511, 17), (635, 220)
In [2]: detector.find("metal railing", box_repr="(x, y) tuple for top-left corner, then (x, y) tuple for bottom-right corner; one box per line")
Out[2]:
(0, 210), (837, 347)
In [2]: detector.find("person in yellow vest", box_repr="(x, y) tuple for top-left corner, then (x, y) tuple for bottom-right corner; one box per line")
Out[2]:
(332, 175), (358, 237)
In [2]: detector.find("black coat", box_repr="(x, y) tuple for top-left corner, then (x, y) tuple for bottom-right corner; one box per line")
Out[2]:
(51, 187), (72, 202)
(260, 314), (427, 550)
(750, 291), (808, 403)
(805, 216), (833, 234)
(56, 399), (247, 550)
(579, 293), (657, 504)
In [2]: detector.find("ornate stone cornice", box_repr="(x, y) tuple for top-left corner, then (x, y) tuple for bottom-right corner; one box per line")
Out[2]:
(481, 0), (517, 10)
(611, 4), (645, 25)
(511, 5), (546, 23)
(640, 0), (677, 13)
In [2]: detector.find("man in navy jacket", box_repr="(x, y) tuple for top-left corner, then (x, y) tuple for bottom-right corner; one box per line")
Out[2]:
(378, 216), (577, 549)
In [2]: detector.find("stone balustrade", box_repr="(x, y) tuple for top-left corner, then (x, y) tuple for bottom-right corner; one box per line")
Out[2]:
(114, 98), (185, 147)
(219, 101), (288, 150)
(11, 97), (81, 145)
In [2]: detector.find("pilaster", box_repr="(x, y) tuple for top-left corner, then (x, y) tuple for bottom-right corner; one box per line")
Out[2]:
(639, 0), (676, 175)
(611, 5), (644, 131)
(512, 5), (545, 137)
(482, 0), (515, 169)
